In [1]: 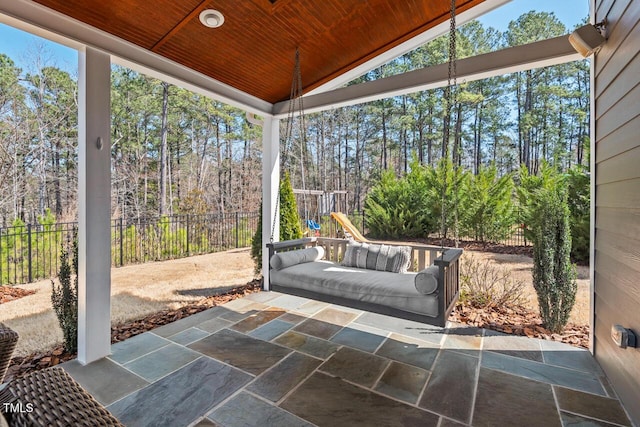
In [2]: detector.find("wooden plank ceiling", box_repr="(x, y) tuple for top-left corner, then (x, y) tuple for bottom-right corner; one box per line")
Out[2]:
(33, 0), (485, 104)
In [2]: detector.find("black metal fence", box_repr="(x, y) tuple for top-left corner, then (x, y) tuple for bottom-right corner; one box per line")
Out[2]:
(0, 222), (77, 286)
(432, 225), (531, 247)
(0, 212), (259, 285)
(1, 209), (528, 285)
(112, 212), (259, 266)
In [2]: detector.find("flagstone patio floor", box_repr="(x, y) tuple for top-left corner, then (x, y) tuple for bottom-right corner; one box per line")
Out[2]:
(61, 292), (633, 427)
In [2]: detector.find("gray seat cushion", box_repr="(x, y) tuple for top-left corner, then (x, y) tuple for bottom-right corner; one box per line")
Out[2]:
(270, 261), (438, 318)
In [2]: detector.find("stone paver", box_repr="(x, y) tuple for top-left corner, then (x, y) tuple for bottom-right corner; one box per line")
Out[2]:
(374, 361), (430, 404)
(281, 373), (439, 427)
(419, 350), (479, 424)
(274, 331), (340, 359)
(63, 292), (632, 427)
(108, 357), (251, 427)
(247, 351), (322, 402)
(473, 368), (560, 427)
(62, 358), (149, 406)
(319, 347), (389, 388)
(188, 328), (291, 375)
(481, 350), (605, 396)
(209, 392), (314, 427)
(110, 332), (170, 364)
(123, 344), (201, 382)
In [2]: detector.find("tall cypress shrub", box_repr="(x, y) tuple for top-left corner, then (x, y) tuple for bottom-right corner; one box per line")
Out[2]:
(531, 187), (577, 333)
(278, 171), (303, 241)
(251, 171), (303, 274)
(51, 237), (78, 353)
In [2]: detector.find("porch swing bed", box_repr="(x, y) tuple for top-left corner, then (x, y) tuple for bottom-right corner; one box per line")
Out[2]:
(267, 237), (462, 327)
(266, 0), (463, 328)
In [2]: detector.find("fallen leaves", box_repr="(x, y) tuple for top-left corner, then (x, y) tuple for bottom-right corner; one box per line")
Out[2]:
(0, 286), (36, 304)
(451, 300), (589, 349)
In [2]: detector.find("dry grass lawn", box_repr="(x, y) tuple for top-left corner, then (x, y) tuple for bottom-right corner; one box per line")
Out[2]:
(0, 246), (590, 357)
(463, 251), (591, 326)
(0, 248), (256, 357)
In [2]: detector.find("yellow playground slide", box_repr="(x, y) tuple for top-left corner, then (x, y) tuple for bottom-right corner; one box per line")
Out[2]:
(330, 212), (369, 242)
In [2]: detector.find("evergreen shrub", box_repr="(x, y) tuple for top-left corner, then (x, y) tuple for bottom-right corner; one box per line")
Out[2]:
(531, 187), (577, 333)
(51, 237), (78, 353)
(251, 172), (303, 274)
(459, 166), (515, 242)
(566, 167), (590, 263)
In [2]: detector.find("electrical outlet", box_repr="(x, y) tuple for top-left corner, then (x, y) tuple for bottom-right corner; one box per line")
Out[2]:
(611, 325), (637, 349)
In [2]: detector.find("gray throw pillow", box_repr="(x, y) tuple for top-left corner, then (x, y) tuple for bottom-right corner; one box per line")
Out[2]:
(355, 242), (370, 269)
(270, 246), (325, 270)
(375, 244), (412, 273)
(343, 242), (411, 273)
(414, 265), (440, 294)
(342, 241), (364, 267)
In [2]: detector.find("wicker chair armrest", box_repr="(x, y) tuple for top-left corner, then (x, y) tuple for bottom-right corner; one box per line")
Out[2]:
(0, 324), (19, 384)
(0, 367), (123, 427)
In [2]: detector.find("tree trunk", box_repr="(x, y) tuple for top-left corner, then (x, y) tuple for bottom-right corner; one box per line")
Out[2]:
(159, 81), (170, 216)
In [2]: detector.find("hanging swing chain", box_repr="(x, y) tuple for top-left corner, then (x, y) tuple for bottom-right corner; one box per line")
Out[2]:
(295, 50), (310, 220)
(269, 189), (280, 243)
(450, 0), (460, 248)
(441, 0), (457, 251)
(272, 48), (306, 243)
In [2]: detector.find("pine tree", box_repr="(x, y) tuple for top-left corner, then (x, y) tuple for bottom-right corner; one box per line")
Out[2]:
(531, 187), (577, 333)
(251, 172), (303, 274)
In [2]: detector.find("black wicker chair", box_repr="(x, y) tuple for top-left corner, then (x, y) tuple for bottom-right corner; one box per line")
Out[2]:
(0, 324), (122, 427)
(0, 324), (19, 384)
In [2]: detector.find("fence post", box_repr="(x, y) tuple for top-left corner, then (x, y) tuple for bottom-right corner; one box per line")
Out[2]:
(119, 217), (124, 267)
(27, 223), (32, 283)
(186, 214), (190, 256)
(235, 212), (239, 248)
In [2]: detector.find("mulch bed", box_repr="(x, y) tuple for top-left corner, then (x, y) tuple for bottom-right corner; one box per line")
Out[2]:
(5, 278), (589, 382)
(451, 301), (589, 349)
(413, 237), (534, 257)
(0, 286), (36, 304)
(5, 280), (262, 383)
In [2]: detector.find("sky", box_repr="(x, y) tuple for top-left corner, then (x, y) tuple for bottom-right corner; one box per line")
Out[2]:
(477, 0), (589, 32)
(0, 0), (590, 75)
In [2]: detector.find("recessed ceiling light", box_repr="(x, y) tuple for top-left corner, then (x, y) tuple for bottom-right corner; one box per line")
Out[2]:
(199, 9), (224, 28)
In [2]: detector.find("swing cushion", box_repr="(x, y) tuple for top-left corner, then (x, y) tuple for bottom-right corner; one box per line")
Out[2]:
(270, 261), (439, 318)
(342, 241), (412, 273)
(270, 246), (325, 271)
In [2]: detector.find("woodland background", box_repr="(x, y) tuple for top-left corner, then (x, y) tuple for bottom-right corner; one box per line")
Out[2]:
(0, 12), (589, 226)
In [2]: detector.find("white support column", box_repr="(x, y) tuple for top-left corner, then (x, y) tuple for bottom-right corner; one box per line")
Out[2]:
(261, 117), (280, 290)
(77, 47), (112, 364)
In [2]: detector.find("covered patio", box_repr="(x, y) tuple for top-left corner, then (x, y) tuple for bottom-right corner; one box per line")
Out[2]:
(61, 291), (631, 426)
(1, 0), (639, 425)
